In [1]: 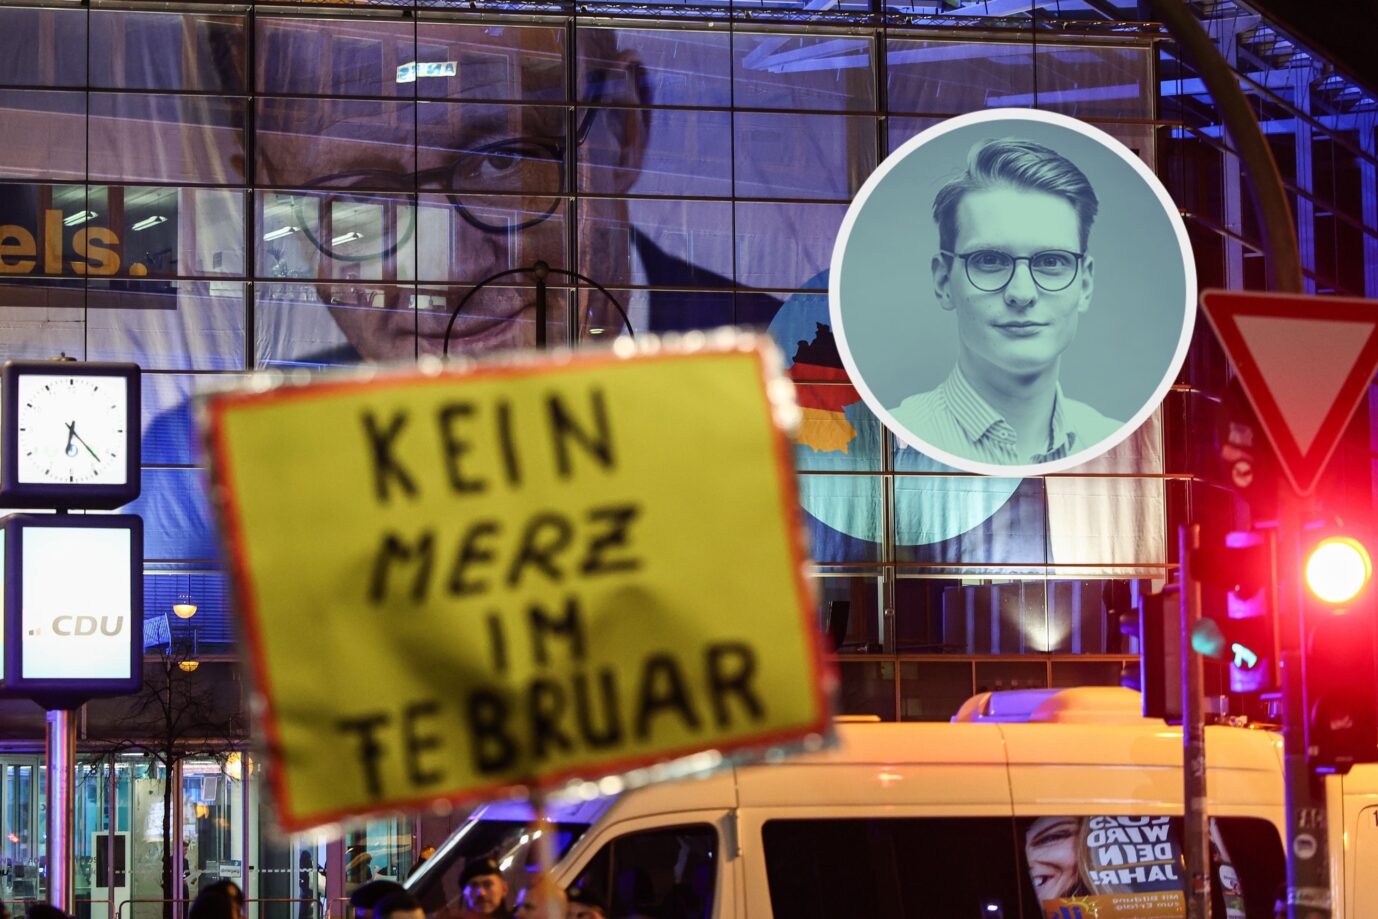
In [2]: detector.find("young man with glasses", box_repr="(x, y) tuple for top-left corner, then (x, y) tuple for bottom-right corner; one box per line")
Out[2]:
(890, 137), (1122, 467)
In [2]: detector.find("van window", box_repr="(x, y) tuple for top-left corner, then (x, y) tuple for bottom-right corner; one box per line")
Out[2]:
(763, 817), (1023, 916)
(570, 824), (717, 919)
(763, 816), (1284, 918)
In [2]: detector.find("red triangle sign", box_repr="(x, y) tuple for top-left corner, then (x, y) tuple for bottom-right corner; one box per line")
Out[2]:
(1201, 289), (1378, 496)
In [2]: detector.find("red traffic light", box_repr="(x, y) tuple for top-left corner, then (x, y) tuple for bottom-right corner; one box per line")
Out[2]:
(1305, 536), (1372, 605)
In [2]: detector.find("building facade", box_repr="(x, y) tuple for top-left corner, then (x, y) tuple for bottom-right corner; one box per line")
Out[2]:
(0, 0), (1374, 915)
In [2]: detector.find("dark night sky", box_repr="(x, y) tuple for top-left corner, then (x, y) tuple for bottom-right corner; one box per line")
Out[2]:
(1248, 0), (1378, 93)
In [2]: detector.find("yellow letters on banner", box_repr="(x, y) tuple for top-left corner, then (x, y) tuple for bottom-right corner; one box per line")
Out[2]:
(206, 347), (826, 829)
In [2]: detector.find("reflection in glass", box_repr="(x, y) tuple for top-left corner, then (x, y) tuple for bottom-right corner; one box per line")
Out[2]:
(733, 33), (874, 112)
(89, 94), (245, 185)
(733, 112), (876, 200)
(0, 91), (87, 181)
(91, 10), (246, 92)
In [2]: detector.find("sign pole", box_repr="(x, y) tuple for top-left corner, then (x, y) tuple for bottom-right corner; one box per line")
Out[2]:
(1180, 524), (1210, 919)
(45, 707), (77, 914)
(1280, 497), (1331, 918)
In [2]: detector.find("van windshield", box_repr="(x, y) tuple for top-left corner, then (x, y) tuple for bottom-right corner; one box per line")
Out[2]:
(406, 797), (613, 913)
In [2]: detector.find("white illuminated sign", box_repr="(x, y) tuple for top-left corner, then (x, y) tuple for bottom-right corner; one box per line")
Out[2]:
(395, 61), (456, 83)
(21, 525), (132, 680)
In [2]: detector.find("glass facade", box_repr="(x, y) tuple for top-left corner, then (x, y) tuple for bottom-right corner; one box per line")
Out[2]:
(1, 0), (1376, 912)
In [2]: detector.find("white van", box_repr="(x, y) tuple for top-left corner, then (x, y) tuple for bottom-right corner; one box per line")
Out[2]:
(406, 687), (1364, 918)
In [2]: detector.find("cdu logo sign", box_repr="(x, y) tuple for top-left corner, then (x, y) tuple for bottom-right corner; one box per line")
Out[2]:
(27, 615), (125, 638)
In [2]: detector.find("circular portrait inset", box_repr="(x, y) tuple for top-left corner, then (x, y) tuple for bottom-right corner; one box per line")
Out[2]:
(829, 108), (1195, 476)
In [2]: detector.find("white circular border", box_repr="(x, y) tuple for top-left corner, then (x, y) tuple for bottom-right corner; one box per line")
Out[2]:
(828, 107), (1197, 477)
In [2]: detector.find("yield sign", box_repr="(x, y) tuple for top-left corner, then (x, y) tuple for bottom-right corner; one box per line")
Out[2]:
(1201, 290), (1378, 496)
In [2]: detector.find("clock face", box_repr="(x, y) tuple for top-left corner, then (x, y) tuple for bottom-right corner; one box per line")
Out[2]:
(15, 374), (129, 485)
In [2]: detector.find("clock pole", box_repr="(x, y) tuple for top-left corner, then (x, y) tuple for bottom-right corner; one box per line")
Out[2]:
(0, 359), (144, 918)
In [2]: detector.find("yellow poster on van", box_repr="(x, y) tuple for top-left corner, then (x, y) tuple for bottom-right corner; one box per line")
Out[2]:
(202, 336), (829, 830)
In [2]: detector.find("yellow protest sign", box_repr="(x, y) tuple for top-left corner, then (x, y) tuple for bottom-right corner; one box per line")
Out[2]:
(202, 339), (829, 830)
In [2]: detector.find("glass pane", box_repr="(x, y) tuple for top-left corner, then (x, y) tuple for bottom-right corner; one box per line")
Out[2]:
(89, 94), (245, 185)
(572, 825), (716, 919)
(894, 474), (1046, 567)
(0, 7), (86, 88)
(257, 18), (417, 98)
(0, 91), (87, 182)
(415, 103), (568, 196)
(124, 467), (220, 564)
(763, 818), (1022, 916)
(733, 33), (874, 112)
(612, 199), (735, 289)
(85, 281), (245, 371)
(184, 758), (245, 900)
(418, 192), (567, 284)
(91, 11), (247, 93)
(1025, 45), (1156, 120)
(257, 189), (418, 282)
(582, 29), (730, 109)
(121, 186), (246, 280)
(835, 661), (896, 719)
(888, 39), (1035, 115)
(816, 576), (881, 652)
(899, 661), (973, 721)
(1051, 658), (1131, 688)
(418, 23), (565, 101)
(579, 107), (732, 197)
(798, 473), (882, 564)
(733, 113), (875, 199)
(1015, 816), (1284, 916)
(974, 658), (1048, 692)
(734, 201), (847, 290)
(256, 99), (413, 187)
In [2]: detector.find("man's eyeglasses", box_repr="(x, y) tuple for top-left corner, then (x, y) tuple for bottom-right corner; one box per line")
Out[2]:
(289, 71), (619, 262)
(941, 249), (1085, 293)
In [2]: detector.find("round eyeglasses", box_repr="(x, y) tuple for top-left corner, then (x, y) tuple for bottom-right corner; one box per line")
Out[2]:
(942, 249), (1085, 293)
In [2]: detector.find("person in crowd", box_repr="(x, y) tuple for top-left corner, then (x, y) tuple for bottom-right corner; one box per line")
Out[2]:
(458, 858), (511, 917)
(512, 877), (567, 918)
(373, 890), (425, 919)
(407, 847), (437, 881)
(25, 904), (67, 919)
(349, 879), (405, 919)
(188, 879), (247, 919)
(564, 887), (607, 919)
(889, 138), (1120, 467)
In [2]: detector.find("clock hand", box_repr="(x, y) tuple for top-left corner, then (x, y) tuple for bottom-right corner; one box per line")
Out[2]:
(65, 421), (101, 463)
(64, 421), (78, 458)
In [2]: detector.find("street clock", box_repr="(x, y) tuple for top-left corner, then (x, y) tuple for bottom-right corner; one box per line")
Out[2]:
(0, 360), (141, 508)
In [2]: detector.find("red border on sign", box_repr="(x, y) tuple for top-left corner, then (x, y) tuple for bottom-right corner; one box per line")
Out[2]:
(1200, 289), (1378, 497)
(203, 344), (833, 832)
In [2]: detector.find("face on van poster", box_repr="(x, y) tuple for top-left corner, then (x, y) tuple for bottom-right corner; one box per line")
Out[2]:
(830, 109), (1195, 477)
(1019, 816), (1253, 918)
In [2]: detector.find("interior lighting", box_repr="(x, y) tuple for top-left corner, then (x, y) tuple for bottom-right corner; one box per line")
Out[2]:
(262, 226), (299, 242)
(62, 210), (97, 227)
(331, 231), (364, 247)
(132, 215), (168, 232)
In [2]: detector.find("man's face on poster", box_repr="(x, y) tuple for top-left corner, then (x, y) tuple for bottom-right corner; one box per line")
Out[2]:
(932, 185), (1094, 382)
(255, 26), (644, 362)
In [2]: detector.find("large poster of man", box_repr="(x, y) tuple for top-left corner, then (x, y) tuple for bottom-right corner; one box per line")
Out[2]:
(830, 109), (1195, 477)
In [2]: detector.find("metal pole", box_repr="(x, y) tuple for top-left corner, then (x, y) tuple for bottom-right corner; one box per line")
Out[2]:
(534, 261), (549, 350)
(172, 759), (185, 919)
(1180, 524), (1210, 919)
(1280, 498), (1332, 918)
(45, 708), (77, 914)
(108, 761), (118, 919)
(530, 792), (558, 919)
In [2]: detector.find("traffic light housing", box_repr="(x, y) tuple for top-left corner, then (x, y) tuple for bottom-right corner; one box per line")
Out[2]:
(1191, 528), (1278, 696)
(1303, 531), (1378, 773)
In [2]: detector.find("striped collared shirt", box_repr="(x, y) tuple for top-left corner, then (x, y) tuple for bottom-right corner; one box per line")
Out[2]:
(890, 366), (1122, 466)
